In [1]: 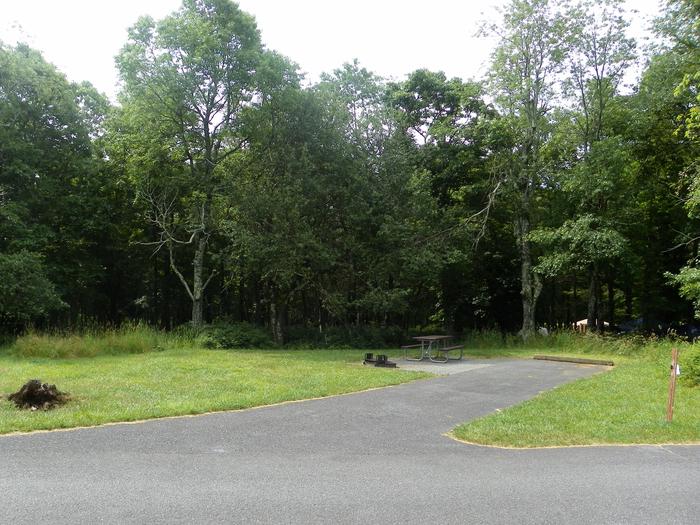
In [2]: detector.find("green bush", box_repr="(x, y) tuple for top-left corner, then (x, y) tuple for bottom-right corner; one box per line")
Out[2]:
(681, 347), (700, 387)
(200, 322), (273, 349)
(12, 324), (165, 358)
(0, 250), (66, 324)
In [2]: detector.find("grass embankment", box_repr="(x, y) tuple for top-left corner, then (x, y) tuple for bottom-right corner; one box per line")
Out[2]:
(0, 329), (428, 435)
(452, 334), (700, 448)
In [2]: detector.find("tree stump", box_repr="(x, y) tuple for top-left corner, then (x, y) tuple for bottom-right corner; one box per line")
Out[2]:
(7, 380), (70, 410)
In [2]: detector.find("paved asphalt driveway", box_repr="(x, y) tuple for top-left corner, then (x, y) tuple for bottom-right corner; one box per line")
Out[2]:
(1, 359), (698, 524)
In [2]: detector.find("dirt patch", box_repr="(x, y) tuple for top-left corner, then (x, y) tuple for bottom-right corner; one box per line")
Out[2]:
(7, 380), (70, 410)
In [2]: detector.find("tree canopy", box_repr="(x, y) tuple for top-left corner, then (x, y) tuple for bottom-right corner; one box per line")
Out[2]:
(2, 0), (700, 340)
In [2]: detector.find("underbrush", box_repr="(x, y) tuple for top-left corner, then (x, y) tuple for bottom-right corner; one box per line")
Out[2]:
(199, 321), (273, 349)
(285, 324), (405, 349)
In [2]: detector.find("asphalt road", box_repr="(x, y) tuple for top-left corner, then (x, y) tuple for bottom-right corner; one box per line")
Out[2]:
(1, 359), (698, 524)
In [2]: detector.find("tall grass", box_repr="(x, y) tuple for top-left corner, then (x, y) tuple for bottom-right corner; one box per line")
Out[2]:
(11, 323), (183, 359)
(459, 329), (686, 359)
(7, 322), (697, 369)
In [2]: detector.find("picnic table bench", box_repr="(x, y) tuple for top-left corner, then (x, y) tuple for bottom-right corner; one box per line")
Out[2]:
(401, 335), (463, 363)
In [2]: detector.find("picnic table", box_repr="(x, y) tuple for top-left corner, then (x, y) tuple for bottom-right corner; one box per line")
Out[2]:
(401, 335), (463, 363)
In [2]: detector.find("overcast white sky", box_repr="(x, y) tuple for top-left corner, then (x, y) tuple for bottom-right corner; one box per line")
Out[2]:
(1, 0), (664, 100)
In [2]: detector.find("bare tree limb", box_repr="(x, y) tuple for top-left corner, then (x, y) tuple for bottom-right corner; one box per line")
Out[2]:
(168, 242), (194, 300)
(418, 179), (503, 246)
(662, 231), (700, 253)
(201, 268), (218, 292)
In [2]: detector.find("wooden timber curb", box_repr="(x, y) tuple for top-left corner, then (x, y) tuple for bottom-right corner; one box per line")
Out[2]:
(533, 355), (614, 366)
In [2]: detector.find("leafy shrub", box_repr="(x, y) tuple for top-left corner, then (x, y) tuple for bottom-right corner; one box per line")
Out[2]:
(12, 323), (165, 358)
(200, 322), (273, 349)
(681, 347), (700, 387)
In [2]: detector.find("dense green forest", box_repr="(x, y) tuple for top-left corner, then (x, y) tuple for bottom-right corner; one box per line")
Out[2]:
(2, 0), (700, 343)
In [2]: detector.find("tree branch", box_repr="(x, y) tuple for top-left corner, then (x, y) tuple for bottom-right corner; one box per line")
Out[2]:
(168, 242), (194, 300)
(201, 269), (218, 292)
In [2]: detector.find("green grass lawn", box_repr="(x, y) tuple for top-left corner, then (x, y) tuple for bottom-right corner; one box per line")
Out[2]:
(0, 348), (429, 435)
(452, 348), (700, 448)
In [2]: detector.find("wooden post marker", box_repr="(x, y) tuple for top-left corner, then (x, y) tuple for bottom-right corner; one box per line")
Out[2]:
(666, 348), (680, 422)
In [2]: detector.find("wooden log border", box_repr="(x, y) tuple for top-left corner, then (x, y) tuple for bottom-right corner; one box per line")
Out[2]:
(533, 355), (614, 366)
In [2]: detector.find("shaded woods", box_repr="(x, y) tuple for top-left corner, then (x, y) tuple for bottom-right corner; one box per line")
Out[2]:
(2, 0), (700, 343)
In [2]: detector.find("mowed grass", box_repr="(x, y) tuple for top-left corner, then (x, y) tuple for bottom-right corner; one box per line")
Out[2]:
(452, 340), (700, 448)
(0, 347), (429, 435)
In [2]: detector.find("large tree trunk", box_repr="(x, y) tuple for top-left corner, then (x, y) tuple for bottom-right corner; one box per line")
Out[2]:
(191, 296), (204, 328)
(516, 212), (542, 339)
(190, 235), (206, 328)
(168, 232), (209, 328)
(163, 190), (215, 329)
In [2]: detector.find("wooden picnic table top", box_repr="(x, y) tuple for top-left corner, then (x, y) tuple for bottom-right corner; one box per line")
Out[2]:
(412, 334), (454, 342)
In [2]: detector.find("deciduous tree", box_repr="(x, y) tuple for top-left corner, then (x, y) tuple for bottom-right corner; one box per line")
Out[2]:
(484, 0), (567, 337)
(114, 0), (263, 326)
